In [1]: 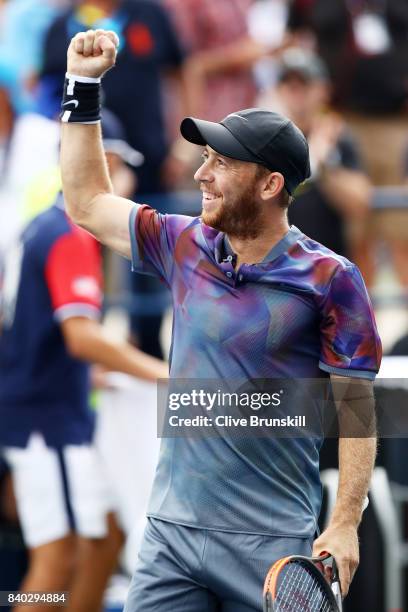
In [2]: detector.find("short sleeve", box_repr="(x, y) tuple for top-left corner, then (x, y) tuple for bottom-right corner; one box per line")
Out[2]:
(128, 204), (194, 285)
(45, 228), (102, 322)
(319, 264), (382, 379)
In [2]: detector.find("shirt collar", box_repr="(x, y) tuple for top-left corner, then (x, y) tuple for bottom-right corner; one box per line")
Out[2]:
(215, 226), (303, 266)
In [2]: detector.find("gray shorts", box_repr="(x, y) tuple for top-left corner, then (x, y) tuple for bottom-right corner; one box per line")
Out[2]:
(124, 518), (313, 612)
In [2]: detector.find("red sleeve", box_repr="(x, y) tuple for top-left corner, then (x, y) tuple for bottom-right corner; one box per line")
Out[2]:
(44, 227), (102, 322)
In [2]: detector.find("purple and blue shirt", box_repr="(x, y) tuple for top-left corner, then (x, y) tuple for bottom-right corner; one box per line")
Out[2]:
(129, 204), (381, 536)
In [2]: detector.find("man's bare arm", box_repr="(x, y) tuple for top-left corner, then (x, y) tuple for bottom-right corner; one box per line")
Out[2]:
(61, 122), (134, 258)
(313, 375), (377, 596)
(61, 317), (168, 381)
(319, 167), (372, 221)
(60, 30), (134, 258)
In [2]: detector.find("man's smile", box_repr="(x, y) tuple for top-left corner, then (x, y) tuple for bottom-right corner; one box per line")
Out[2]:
(201, 190), (222, 211)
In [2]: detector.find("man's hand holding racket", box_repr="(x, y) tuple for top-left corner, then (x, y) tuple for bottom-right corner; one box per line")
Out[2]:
(263, 509), (363, 609)
(263, 550), (343, 611)
(312, 522), (359, 597)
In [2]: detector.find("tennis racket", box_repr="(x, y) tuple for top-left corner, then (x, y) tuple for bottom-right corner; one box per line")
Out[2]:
(263, 552), (342, 612)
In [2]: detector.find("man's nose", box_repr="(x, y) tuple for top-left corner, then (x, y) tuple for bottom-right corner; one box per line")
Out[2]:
(194, 160), (214, 183)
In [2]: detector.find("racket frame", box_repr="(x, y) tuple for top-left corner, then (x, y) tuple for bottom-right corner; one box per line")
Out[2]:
(263, 553), (342, 612)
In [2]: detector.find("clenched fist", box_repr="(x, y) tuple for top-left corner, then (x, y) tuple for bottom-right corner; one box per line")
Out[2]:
(67, 29), (119, 78)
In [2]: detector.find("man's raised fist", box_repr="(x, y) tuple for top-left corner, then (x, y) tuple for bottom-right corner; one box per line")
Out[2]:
(67, 29), (119, 78)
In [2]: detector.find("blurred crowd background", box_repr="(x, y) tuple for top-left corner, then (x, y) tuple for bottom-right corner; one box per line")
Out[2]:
(1, 1), (408, 611)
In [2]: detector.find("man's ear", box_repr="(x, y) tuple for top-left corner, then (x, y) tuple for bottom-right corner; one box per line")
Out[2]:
(259, 171), (285, 201)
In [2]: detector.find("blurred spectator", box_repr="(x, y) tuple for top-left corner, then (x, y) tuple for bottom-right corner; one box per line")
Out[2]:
(0, 111), (61, 250)
(258, 48), (370, 258)
(41, 0), (185, 195)
(0, 86), (13, 177)
(0, 0), (66, 114)
(389, 334), (408, 356)
(0, 459), (28, 603)
(164, 0), (289, 186)
(247, 0), (289, 92)
(40, 0), (189, 358)
(288, 0), (408, 119)
(0, 113), (167, 612)
(394, 143), (408, 289)
(164, 0), (256, 122)
(287, 0), (408, 287)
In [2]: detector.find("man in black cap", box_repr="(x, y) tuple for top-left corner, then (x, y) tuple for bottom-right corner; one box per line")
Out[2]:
(59, 30), (381, 611)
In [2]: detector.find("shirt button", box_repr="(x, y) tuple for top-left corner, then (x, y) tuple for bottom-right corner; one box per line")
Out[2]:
(238, 274), (243, 281)
(226, 271), (233, 278)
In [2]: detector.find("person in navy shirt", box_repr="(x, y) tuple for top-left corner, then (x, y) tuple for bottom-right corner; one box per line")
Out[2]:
(40, 0), (189, 361)
(41, 0), (185, 194)
(0, 117), (168, 612)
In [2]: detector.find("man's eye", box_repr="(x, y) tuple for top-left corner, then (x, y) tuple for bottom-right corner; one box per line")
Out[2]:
(201, 153), (208, 161)
(216, 158), (226, 167)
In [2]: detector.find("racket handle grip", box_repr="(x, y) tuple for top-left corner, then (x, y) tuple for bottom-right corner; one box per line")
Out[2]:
(332, 581), (343, 611)
(263, 592), (272, 612)
(332, 582), (341, 596)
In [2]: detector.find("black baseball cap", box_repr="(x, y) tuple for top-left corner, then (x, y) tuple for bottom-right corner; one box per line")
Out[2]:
(180, 108), (310, 194)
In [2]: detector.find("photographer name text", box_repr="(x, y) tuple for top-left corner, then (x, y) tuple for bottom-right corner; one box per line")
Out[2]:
(167, 415), (306, 428)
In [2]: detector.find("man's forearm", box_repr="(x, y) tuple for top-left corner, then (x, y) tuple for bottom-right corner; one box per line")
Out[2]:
(319, 168), (371, 219)
(61, 122), (113, 225)
(59, 32), (137, 258)
(312, 432), (376, 595)
(330, 436), (377, 528)
(81, 333), (168, 382)
(63, 318), (168, 381)
(61, 30), (119, 226)
(329, 376), (377, 526)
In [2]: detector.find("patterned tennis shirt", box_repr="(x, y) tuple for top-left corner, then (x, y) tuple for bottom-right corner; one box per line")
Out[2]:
(129, 204), (381, 537)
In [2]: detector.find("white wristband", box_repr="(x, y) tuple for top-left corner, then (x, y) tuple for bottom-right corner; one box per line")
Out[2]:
(65, 72), (102, 84)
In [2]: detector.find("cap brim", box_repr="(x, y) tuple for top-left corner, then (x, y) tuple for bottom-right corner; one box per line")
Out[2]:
(180, 117), (258, 164)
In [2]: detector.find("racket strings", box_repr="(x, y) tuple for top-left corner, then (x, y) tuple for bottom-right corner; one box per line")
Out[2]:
(275, 562), (334, 611)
